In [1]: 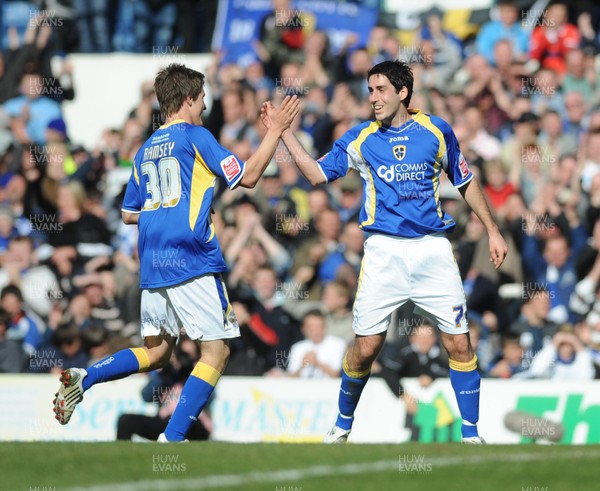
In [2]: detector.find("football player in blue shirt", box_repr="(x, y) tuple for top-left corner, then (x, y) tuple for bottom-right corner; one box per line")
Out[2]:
(53, 64), (299, 441)
(263, 60), (508, 443)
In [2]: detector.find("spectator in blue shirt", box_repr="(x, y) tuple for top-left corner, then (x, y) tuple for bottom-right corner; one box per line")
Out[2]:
(522, 216), (588, 324)
(1, 284), (44, 356)
(476, 0), (530, 65)
(4, 71), (62, 144)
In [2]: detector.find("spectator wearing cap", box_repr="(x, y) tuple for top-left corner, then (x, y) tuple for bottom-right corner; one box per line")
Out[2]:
(4, 71), (62, 145)
(45, 118), (68, 144)
(475, 0), (530, 65)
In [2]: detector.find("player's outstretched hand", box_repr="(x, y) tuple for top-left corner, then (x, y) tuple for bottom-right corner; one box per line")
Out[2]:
(260, 95), (300, 133)
(489, 229), (508, 270)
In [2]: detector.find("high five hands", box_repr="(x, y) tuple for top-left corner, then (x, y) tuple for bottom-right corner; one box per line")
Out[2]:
(261, 95), (300, 133)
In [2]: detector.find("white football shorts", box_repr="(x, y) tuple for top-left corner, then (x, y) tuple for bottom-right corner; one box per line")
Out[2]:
(353, 233), (469, 336)
(140, 274), (240, 341)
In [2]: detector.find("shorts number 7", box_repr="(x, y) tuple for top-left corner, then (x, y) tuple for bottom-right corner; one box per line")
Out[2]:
(452, 305), (464, 328)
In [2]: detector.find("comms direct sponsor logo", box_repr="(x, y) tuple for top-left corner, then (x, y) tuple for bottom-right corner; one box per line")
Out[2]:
(377, 162), (427, 183)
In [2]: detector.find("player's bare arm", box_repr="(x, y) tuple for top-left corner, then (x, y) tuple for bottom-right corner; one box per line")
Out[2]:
(121, 211), (139, 225)
(260, 102), (326, 186)
(239, 95), (300, 188)
(458, 177), (508, 269)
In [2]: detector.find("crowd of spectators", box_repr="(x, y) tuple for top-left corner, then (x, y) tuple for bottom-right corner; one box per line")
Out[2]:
(1, 0), (218, 53)
(1, 0), (600, 403)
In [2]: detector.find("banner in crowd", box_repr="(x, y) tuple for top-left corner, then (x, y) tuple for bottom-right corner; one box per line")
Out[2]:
(212, 0), (380, 66)
(1, 376), (599, 443)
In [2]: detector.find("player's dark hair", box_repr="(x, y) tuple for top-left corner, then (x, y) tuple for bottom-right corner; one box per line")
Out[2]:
(367, 60), (414, 108)
(154, 63), (205, 119)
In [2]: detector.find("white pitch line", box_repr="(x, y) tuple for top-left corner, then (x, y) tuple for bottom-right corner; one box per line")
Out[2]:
(64, 449), (600, 491)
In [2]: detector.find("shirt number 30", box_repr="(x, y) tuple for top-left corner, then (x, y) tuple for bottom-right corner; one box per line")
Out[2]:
(141, 157), (182, 210)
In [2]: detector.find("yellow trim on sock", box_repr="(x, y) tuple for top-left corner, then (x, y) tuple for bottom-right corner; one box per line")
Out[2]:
(342, 355), (370, 379)
(449, 355), (478, 372)
(191, 361), (221, 387)
(130, 347), (151, 371)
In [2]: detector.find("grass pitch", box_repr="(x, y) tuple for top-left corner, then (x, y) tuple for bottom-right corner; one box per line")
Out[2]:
(1, 442), (597, 491)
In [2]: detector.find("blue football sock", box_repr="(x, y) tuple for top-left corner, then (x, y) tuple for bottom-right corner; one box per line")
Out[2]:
(335, 356), (370, 431)
(449, 356), (481, 438)
(164, 362), (221, 442)
(82, 347), (150, 391)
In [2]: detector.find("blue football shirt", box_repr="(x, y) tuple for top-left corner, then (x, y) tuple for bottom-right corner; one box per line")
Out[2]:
(122, 120), (245, 288)
(316, 109), (473, 237)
